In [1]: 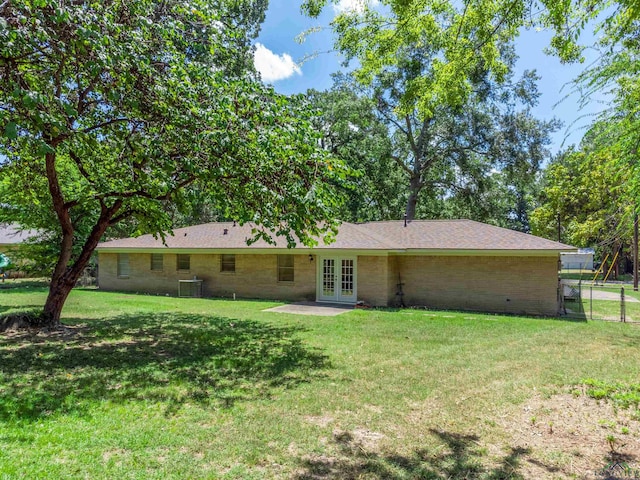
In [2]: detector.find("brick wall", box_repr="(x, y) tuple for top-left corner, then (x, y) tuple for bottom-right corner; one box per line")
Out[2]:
(98, 252), (316, 301)
(390, 255), (559, 315)
(387, 255), (401, 306)
(99, 252), (560, 315)
(356, 256), (388, 307)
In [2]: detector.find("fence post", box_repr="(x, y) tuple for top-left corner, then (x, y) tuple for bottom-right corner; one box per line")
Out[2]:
(578, 281), (582, 313)
(621, 287), (626, 322)
(590, 286), (593, 320)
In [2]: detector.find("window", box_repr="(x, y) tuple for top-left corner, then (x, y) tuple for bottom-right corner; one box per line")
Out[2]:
(277, 255), (294, 282)
(177, 254), (190, 271)
(150, 253), (163, 271)
(117, 253), (130, 278)
(220, 254), (235, 273)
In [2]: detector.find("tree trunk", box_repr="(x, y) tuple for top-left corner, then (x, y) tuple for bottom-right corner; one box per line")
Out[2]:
(36, 203), (118, 328)
(41, 275), (77, 326)
(39, 215), (115, 327)
(40, 148), (77, 328)
(405, 175), (421, 221)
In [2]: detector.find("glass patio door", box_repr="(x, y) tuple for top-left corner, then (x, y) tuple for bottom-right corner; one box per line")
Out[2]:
(317, 256), (357, 303)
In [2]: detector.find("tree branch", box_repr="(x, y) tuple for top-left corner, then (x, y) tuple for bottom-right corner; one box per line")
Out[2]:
(472, 0), (519, 53)
(109, 208), (140, 226)
(375, 96), (409, 135)
(390, 154), (413, 176)
(77, 71), (104, 116)
(79, 118), (133, 134)
(67, 200), (122, 280)
(69, 151), (95, 185)
(95, 176), (197, 203)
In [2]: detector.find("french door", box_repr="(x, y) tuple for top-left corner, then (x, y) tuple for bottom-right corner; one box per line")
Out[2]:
(317, 256), (357, 303)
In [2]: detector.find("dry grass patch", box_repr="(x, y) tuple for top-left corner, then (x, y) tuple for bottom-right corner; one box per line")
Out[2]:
(496, 387), (639, 479)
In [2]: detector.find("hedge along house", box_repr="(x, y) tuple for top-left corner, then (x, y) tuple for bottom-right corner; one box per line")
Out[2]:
(96, 220), (575, 316)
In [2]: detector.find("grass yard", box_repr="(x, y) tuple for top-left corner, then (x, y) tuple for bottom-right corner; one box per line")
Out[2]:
(1, 285), (640, 479)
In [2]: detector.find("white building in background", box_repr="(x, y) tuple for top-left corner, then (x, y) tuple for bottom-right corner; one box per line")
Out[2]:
(560, 248), (595, 271)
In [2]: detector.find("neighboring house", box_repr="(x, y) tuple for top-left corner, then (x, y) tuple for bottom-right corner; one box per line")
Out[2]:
(560, 248), (594, 271)
(0, 224), (37, 276)
(97, 220), (575, 316)
(0, 223), (34, 251)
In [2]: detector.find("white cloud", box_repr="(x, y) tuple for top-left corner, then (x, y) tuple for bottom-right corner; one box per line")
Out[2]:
(333, 0), (379, 14)
(253, 43), (302, 83)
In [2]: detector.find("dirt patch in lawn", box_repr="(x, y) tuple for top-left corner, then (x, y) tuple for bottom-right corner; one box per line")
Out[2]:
(295, 389), (640, 480)
(1, 321), (86, 340)
(304, 415), (335, 428)
(502, 388), (640, 479)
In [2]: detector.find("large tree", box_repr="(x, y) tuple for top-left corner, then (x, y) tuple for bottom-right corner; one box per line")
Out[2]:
(326, 59), (556, 221)
(302, 2), (558, 221)
(531, 143), (632, 249)
(0, 0), (348, 327)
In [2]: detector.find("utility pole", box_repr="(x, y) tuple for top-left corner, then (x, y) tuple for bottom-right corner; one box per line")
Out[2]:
(634, 212), (638, 291)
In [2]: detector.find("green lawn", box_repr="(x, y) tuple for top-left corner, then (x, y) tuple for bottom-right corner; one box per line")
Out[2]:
(1, 286), (639, 479)
(566, 284), (640, 322)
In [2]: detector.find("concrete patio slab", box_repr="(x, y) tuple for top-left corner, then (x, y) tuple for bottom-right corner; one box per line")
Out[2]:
(263, 302), (353, 316)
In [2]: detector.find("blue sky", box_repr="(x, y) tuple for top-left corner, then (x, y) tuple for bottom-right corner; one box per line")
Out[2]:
(254, 0), (608, 155)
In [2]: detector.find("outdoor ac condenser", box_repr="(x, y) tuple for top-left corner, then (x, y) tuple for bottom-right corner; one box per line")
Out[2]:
(178, 278), (203, 298)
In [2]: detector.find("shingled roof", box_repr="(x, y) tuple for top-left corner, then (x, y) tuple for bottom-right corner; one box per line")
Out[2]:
(97, 220), (574, 253)
(360, 220), (574, 251)
(0, 224), (37, 245)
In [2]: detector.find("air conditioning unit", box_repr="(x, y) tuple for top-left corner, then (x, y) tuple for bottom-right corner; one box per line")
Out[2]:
(178, 278), (203, 298)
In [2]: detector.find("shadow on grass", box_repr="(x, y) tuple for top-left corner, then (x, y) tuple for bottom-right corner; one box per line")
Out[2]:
(599, 452), (640, 480)
(295, 429), (538, 479)
(0, 279), (49, 290)
(554, 313), (588, 323)
(0, 312), (330, 422)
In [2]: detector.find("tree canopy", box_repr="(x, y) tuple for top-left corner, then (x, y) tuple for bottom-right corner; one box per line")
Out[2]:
(301, 0), (639, 94)
(306, 78), (405, 222)
(531, 143), (632, 249)
(299, 0), (640, 232)
(0, 0), (348, 326)
(307, 49), (557, 223)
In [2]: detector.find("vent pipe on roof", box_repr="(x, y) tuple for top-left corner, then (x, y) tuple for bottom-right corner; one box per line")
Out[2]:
(404, 213), (407, 227)
(233, 220), (236, 227)
(223, 228), (228, 235)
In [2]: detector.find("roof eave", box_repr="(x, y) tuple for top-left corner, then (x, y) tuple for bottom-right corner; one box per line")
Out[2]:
(390, 248), (575, 256)
(96, 246), (575, 256)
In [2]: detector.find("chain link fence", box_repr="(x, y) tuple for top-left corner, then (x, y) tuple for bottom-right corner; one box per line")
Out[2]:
(560, 280), (640, 323)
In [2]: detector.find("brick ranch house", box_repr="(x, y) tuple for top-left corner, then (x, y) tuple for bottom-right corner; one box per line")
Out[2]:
(96, 220), (575, 316)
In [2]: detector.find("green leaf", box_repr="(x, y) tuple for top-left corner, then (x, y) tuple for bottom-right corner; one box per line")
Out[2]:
(36, 142), (55, 156)
(4, 121), (18, 139)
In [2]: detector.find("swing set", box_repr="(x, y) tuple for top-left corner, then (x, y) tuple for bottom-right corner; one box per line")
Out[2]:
(591, 250), (620, 285)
